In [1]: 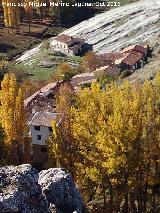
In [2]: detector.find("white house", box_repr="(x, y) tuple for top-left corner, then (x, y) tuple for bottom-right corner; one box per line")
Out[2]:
(29, 112), (62, 165)
(53, 34), (85, 56)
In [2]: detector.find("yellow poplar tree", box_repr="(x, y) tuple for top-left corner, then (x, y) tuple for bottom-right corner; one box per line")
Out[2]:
(2, 0), (20, 30)
(47, 75), (160, 212)
(0, 73), (30, 164)
(71, 82), (147, 211)
(47, 84), (77, 179)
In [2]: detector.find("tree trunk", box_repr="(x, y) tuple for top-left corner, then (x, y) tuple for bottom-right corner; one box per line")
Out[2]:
(102, 182), (107, 212)
(124, 171), (129, 213)
(16, 140), (22, 165)
(130, 192), (137, 213)
(29, 21), (31, 33)
(109, 183), (113, 213)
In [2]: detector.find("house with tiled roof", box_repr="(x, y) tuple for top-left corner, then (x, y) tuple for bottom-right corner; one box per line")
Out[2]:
(121, 45), (150, 61)
(121, 50), (144, 71)
(99, 45), (150, 72)
(24, 80), (73, 168)
(29, 112), (63, 167)
(25, 80), (74, 121)
(99, 52), (129, 66)
(54, 34), (85, 56)
(133, 45), (149, 60)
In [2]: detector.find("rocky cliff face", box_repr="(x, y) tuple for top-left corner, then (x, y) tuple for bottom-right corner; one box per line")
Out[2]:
(39, 168), (85, 213)
(0, 164), (49, 213)
(0, 164), (85, 213)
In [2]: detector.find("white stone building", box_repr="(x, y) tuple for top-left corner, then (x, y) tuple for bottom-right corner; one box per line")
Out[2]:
(53, 34), (85, 56)
(29, 112), (62, 165)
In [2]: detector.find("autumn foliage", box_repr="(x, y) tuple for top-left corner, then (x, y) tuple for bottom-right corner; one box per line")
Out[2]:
(0, 73), (31, 165)
(48, 75), (160, 212)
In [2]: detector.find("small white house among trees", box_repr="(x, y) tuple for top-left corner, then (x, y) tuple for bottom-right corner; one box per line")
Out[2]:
(29, 112), (62, 167)
(54, 34), (85, 56)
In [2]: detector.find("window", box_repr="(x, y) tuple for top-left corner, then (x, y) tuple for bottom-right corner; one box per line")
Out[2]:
(41, 147), (47, 152)
(34, 126), (40, 131)
(37, 135), (41, 140)
(48, 127), (53, 132)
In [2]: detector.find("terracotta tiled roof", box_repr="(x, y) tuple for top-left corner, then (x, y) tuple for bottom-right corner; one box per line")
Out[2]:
(122, 50), (144, 66)
(121, 45), (147, 55)
(26, 94), (55, 122)
(55, 34), (85, 45)
(29, 112), (62, 127)
(120, 45), (135, 53)
(25, 81), (74, 122)
(133, 45), (148, 55)
(99, 52), (130, 65)
(94, 66), (109, 77)
(100, 45), (147, 66)
(25, 81), (73, 107)
(72, 73), (96, 86)
(55, 34), (73, 44)
(100, 52), (125, 61)
(115, 55), (130, 65)
(105, 65), (121, 77)
(24, 91), (40, 107)
(39, 82), (58, 95)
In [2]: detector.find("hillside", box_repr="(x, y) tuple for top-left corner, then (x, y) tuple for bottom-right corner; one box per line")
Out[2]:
(14, 0), (160, 82)
(53, 0), (160, 54)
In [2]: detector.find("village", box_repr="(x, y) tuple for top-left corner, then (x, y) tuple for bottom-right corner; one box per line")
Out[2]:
(26, 33), (152, 169)
(1, 0), (160, 211)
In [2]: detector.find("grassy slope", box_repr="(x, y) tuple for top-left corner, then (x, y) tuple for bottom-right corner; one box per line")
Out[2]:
(14, 46), (81, 82)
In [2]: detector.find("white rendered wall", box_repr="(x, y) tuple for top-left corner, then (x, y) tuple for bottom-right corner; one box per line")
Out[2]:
(30, 125), (51, 146)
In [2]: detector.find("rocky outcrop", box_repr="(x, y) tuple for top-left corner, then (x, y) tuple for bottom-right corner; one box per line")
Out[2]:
(39, 168), (85, 213)
(0, 164), (85, 213)
(0, 164), (49, 212)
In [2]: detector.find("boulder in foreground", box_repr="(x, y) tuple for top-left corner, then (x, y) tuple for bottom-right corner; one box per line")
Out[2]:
(0, 164), (85, 213)
(0, 164), (49, 212)
(39, 168), (85, 213)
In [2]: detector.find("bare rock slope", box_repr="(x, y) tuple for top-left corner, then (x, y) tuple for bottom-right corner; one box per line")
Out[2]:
(0, 164), (85, 213)
(52, 0), (160, 54)
(17, 0), (160, 64)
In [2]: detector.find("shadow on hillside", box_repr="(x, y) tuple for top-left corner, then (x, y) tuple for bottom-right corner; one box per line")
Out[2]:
(0, 43), (16, 53)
